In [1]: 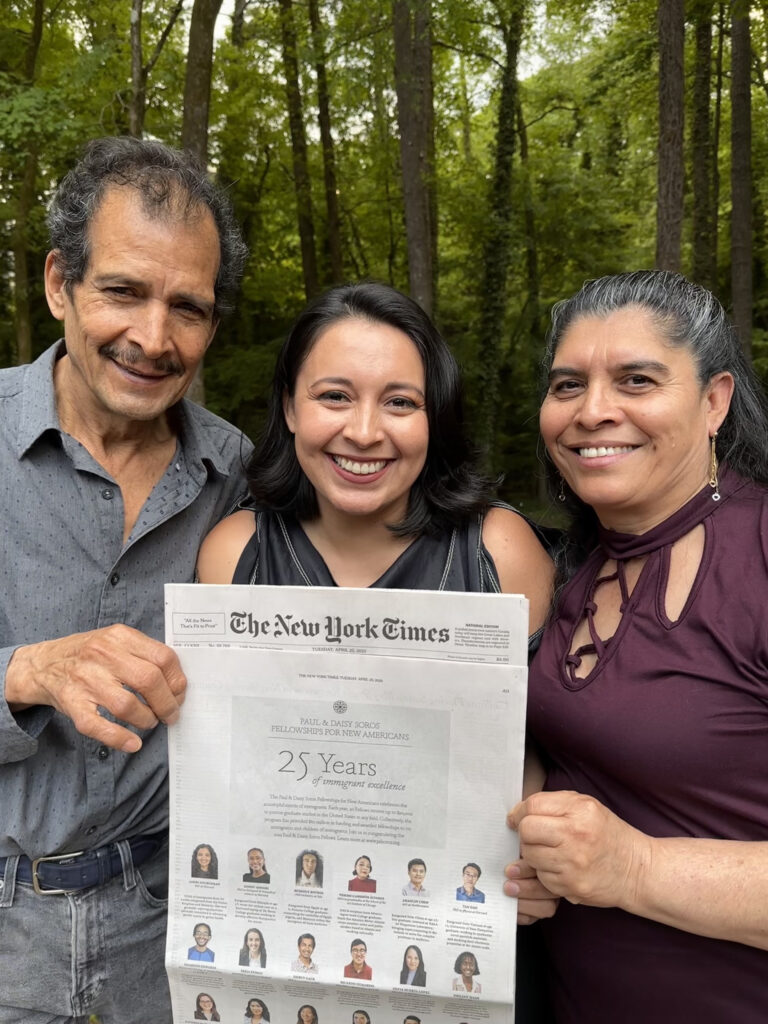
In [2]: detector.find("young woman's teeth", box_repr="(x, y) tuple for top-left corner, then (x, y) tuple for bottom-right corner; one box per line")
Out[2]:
(333, 455), (388, 475)
(579, 446), (634, 458)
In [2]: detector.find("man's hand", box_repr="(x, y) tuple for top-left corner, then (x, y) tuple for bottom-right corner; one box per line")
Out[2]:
(6, 625), (187, 753)
(503, 858), (561, 924)
(507, 790), (652, 910)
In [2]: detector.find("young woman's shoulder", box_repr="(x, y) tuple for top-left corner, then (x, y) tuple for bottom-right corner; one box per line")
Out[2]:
(481, 506), (554, 632)
(197, 508), (257, 584)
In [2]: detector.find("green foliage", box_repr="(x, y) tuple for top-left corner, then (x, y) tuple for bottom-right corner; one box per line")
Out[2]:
(1, 0), (766, 495)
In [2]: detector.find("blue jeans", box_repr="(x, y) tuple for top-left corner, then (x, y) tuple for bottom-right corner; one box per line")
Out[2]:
(0, 839), (172, 1023)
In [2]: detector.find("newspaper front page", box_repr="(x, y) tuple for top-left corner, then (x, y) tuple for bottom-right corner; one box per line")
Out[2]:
(165, 584), (528, 1024)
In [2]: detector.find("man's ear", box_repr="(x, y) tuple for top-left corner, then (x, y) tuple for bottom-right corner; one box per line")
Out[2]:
(283, 390), (296, 434)
(44, 251), (68, 321)
(205, 316), (220, 351)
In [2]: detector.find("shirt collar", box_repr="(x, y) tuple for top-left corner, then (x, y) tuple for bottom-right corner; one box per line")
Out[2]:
(16, 341), (65, 458)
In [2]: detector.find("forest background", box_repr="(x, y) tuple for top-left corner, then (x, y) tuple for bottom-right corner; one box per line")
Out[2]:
(2, 0), (766, 510)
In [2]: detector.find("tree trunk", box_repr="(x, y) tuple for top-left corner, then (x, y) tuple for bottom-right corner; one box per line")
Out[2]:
(691, 0), (714, 286)
(393, 0), (436, 316)
(13, 0), (44, 366)
(711, 1), (725, 288)
(277, 0), (319, 300)
(308, 0), (344, 284)
(182, 0), (223, 404)
(232, 0), (248, 47)
(131, 0), (185, 138)
(655, 0), (685, 271)
(474, 0), (525, 467)
(517, 98), (547, 505)
(130, 0), (145, 137)
(181, 0), (224, 166)
(730, 0), (753, 357)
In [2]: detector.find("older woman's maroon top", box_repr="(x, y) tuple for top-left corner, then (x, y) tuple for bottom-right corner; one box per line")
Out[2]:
(528, 467), (768, 1022)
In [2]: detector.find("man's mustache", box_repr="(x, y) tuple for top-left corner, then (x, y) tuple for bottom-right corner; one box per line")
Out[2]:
(101, 343), (184, 376)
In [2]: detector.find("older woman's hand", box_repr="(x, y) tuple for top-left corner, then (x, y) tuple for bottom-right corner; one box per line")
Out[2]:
(503, 858), (561, 924)
(507, 790), (653, 909)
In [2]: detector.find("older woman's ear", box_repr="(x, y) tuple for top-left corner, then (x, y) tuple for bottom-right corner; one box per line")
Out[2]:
(706, 371), (735, 434)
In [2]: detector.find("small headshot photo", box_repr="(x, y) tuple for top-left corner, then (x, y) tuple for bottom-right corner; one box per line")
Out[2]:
(244, 997), (270, 1022)
(187, 922), (215, 963)
(239, 927), (267, 968)
(191, 843), (218, 880)
(344, 937), (372, 981)
(402, 857), (428, 897)
(296, 849), (323, 888)
(453, 950), (481, 994)
(352, 1012), (371, 1024)
(403, 1017), (422, 1024)
(243, 846), (271, 884)
(292, 932), (318, 973)
(399, 944), (427, 987)
(348, 854), (377, 893)
(194, 993), (220, 1021)
(456, 862), (485, 903)
(297, 1006), (319, 1024)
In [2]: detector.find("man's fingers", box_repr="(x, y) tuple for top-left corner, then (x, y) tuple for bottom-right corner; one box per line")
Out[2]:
(6, 625), (187, 749)
(67, 703), (144, 753)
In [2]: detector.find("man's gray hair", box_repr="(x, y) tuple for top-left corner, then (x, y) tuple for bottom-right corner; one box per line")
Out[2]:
(47, 136), (247, 318)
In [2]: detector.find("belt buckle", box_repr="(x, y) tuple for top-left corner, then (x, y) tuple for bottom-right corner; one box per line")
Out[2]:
(31, 849), (85, 895)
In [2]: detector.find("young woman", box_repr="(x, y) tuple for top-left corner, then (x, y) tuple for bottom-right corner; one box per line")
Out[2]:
(348, 855), (376, 893)
(238, 927), (267, 968)
(190, 843), (218, 880)
(399, 944), (427, 986)
(197, 282), (552, 637)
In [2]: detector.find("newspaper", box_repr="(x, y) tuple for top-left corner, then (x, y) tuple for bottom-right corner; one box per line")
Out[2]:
(165, 584), (529, 1024)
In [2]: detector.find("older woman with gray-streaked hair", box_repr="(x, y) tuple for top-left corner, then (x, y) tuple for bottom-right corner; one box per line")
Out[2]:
(506, 270), (768, 1022)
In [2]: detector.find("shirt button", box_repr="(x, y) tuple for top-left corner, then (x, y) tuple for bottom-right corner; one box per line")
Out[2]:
(98, 746), (110, 760)
(101, 488), (114, 500)
(110, 573), (120, 586)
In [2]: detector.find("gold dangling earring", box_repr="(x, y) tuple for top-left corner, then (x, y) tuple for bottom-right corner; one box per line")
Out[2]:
(558, 476), (566, 502)
(709, 432), (720, 501)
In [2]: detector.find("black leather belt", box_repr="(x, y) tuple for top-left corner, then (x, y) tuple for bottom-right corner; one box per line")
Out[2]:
(0, 834), (165, 894)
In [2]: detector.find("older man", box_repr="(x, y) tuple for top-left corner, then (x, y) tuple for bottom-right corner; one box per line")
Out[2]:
(0, 137), (249, 1022)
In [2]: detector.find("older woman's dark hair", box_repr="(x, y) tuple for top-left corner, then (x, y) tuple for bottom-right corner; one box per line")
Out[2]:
(246, 282), (494, 536)
(542, 270), (768, 567)
(399, 944), (427, 986)
(453, 950), (480, 975)
(245, 997), (270, 1021)
(47, 136), (247, 317)
(239, 927), (267, 967)
(191, 843), (218, 879)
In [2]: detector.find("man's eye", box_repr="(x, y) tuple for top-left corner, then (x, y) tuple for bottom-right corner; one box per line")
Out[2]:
(176, 303), (206, 319)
